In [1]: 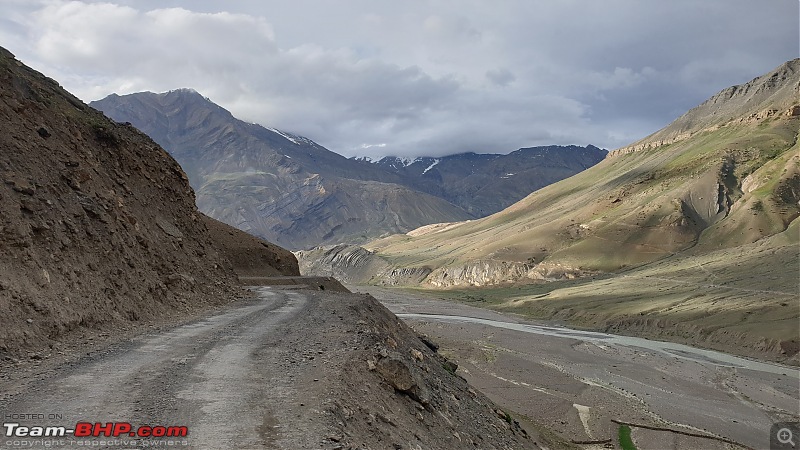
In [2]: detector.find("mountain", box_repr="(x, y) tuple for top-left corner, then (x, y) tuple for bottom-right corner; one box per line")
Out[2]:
(91, 90), (473, 250)
(357, 58), (800, 283)
(91, 91), (604, 249)
(300, 59), (800, 361)
(0, 46), (294, 357)
(356, 145), (606, 216)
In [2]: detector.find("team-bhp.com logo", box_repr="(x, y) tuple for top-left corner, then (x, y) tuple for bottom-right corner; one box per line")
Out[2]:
(4, 421), (188, 438)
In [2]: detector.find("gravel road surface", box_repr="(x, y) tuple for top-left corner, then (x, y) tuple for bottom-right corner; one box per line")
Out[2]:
(1, 288), (327, 449)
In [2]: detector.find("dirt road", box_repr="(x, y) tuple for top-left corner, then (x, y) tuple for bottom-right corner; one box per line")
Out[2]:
(1, 286), (538, 450)
(1, 288), (332, 449)
(362, 286), (800, 450)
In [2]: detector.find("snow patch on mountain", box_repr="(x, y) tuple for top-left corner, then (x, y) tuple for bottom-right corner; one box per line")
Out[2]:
(422, 159), (440, 174)
(267, 127), (314, 146)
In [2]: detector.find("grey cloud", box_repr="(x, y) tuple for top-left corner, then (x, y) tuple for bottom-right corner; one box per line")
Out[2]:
(486, 68), (515, 87)
(1, 0), (797, 159)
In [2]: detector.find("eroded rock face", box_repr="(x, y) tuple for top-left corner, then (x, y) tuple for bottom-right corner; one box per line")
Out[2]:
(299, 245), (593, 287)
(422, 260), (594, 287)
(426, 261), (531, 287)
(296, 244), (390, 284)
(0, 46), (240, 356)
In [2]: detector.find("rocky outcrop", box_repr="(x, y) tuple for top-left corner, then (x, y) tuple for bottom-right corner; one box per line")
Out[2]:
(373, 353), (432, 406)
(609, 58), (800, 157)
(300, 245), (598, 288)
(426, 261), (531, 287)
(381, 267), (432, 286)
(422, 261), (593, 287)
(296, 245), (390, 284)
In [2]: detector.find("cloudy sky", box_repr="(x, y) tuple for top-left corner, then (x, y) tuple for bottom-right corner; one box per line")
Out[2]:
(1, 1), (798, 157)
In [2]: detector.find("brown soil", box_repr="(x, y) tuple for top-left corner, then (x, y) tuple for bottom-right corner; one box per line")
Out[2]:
(0, 46), (290, 359)
(202, 214), (299, 277)
(255, 288), (541, 449)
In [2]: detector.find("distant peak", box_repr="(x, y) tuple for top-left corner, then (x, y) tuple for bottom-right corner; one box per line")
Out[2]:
(165, 88), (210, 102)
(170, 87), (200, 95)
(351, 156), (375, 163)
(378, 156), (421, 167)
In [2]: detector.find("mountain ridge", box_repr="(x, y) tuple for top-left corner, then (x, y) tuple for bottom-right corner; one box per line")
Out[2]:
(357, 145), (607, 216)
(610, 58), (800, 157)
(91, 91), (605, 248)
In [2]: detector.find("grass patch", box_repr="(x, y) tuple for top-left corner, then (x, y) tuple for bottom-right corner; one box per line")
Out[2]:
(618, 424), (637, 450)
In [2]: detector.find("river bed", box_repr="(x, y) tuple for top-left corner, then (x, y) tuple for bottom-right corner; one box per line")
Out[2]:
(360, 286), (800, 449)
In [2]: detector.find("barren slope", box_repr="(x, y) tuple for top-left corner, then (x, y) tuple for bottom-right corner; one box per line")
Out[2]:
(364, 59), (800, 285)
(0, 47), (290, 358)
(202, 214), (299, 278)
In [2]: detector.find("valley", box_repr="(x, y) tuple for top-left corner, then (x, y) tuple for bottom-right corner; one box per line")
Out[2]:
(364, 287), (799, 450)
(0, 45), (541, 448)
(1, 7), (798, 447)
(298, 58), (800, 366)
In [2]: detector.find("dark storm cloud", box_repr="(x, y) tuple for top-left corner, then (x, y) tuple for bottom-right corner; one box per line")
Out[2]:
(0, 0), (796, 157)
